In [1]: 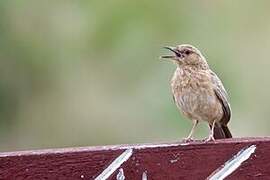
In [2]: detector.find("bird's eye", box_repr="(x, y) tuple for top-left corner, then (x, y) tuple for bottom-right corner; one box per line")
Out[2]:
(185, 50), (191, 55)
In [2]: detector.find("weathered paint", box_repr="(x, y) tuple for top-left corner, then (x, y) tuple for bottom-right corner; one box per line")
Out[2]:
(0, 138), (269, 179)
(116, 168), (125, 180)
(142, 171), (148, 180)
(207, 145), (256, 180)
(95, 149), (132, 180)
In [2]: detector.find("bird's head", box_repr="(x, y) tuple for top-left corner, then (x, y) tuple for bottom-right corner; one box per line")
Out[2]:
(161, 44), (208, 68)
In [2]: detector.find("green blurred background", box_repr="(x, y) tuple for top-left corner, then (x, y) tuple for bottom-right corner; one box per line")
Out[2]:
(0, 1), (270, 151)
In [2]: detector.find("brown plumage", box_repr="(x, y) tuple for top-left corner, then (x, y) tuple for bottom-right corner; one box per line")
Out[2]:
(161, 44), (232, 141)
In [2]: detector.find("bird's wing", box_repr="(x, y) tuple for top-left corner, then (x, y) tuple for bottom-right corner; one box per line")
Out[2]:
(210, 70), (231, 125)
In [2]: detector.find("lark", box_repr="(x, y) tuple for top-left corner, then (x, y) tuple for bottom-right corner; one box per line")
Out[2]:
(161, 44), (232, 141)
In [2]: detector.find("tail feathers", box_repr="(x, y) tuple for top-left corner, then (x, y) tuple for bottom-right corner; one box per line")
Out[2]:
(221, 125), (232, 138)
(210, 124), (232, 139)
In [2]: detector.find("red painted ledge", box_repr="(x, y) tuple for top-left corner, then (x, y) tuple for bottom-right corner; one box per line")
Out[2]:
(0, 137), (269, 180)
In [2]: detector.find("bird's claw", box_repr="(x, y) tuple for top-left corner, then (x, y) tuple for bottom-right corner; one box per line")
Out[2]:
(182, 137), (194, 143)
(203, 135), (215, 142)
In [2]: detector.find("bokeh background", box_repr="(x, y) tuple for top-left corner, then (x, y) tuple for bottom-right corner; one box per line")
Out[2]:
(1, 1), (270, 151)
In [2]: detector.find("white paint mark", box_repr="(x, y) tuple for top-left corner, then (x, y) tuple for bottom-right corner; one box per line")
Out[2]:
(170, 154), (180, 163)
(80, 175), (84, 178)
(142, 171), (147, 180)
(95, 148), (133, 180)
(207, 145), (256, 180)
(170, 158), (179, 163)
(116, 168), (125, 180)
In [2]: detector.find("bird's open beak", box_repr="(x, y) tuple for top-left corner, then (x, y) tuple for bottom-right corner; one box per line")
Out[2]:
(160, 46), (181, 59)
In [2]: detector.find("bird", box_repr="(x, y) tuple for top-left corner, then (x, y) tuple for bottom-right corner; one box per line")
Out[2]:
(161, 44), (232, 141)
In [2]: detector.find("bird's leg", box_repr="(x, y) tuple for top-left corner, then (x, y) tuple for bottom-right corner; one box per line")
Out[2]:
(204, 120), (216, 142)
(183, 119), (198, 142)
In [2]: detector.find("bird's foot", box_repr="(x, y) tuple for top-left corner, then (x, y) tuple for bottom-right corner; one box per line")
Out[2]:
(203, 135), (215, 142)
(182, 137), (194, 143)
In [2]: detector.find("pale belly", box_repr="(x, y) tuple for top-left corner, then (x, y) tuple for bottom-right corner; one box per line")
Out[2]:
(174, 88), (223, 123)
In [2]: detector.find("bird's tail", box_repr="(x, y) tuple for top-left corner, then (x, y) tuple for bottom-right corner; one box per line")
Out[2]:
(221, 125), (232, 138)
(209, 124), (232, 139)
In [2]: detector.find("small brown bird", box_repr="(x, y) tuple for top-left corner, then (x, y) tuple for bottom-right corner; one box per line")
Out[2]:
(161, 44), (232, 141)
